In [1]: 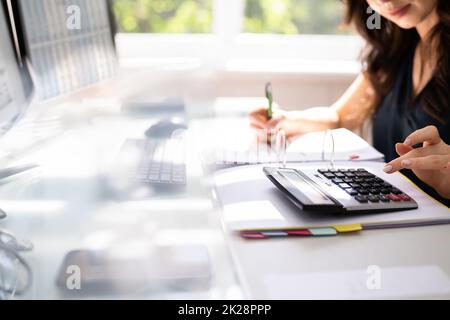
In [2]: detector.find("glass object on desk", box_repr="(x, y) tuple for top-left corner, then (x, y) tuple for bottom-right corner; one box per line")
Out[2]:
(258, 129), (287, 168)
(322, 129), (336, 168)
(212, 129), (287, 168)
(0, 231), (33, 300)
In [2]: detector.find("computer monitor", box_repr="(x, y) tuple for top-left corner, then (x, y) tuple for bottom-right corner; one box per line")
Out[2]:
(13, 0), (117, 100)
(0, 0), (31, 135)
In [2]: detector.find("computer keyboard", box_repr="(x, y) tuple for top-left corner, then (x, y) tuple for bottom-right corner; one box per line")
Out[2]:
(124, 137), (186, 186)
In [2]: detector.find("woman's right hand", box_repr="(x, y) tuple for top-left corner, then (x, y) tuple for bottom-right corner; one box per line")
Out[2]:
(249, 107), (303, 139)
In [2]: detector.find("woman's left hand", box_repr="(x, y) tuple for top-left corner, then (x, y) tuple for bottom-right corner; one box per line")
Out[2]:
(384, 126), (450, 199)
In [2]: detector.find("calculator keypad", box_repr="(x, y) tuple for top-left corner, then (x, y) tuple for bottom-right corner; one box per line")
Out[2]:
(318, 169), (413, 204)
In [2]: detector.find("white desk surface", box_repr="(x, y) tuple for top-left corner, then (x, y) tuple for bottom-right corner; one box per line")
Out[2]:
(227, 222), (450, 299)
(1, 89), (450, 300)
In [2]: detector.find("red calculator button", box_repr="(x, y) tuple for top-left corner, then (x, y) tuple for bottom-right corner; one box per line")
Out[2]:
(387, 194), (401, 202)
(398, 194), (412, 201)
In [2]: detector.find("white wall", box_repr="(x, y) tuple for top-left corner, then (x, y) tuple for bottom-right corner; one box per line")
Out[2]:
(112, 66), (356, 113)
(115, 33), (362, 111)
(206, 72), (355, 110)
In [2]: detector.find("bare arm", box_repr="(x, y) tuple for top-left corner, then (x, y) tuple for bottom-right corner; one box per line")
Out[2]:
(250, 73), (377, 138)
(331, 73), (377, 131)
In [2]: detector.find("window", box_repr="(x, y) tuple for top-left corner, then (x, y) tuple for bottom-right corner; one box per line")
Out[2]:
(113, 0), (348, 35)
(113, 0), (213, 33)
(244, 0), (349, 35)
(114, 0), (362, 74)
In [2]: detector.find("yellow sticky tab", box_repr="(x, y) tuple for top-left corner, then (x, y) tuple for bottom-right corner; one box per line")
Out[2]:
(334, 224), (363, 233)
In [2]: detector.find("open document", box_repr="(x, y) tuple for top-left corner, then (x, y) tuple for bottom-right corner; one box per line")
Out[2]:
(201, 118), (384, 167)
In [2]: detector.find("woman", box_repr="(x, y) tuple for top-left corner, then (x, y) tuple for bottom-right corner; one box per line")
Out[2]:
(250, 0), (450, 206)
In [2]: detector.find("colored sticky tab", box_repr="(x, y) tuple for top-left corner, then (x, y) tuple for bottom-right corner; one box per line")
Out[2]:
(309, 228), (338, 236)
(334, 224), (363, 233)
(240, 232), (267, 239)
(287, 230), (312, 236)
(261, 231), (289, 237)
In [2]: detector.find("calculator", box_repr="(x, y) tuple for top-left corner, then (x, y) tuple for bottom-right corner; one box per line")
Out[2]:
(264, 167), (418, 214)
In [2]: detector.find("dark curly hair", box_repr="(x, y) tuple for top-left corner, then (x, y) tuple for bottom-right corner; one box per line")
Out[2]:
(345, 0), (450, 122)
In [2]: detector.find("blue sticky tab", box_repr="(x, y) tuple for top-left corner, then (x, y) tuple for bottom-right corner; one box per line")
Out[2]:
(261, 231), (289, 237)
(309, 228), (338, 236)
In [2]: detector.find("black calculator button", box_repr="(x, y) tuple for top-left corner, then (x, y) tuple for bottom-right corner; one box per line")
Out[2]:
(338, 169), (348, 172)
(356, 172), (375, 178)
(379, 196), (390, 203)
(361, 183), (371, 188)
(381, 189), (391, 194)
(350, 183), (360, 188)
(369, 189), (381, 195)
(357, 169), (367, 172)
(372, 183), (382, 188)
(344, 172), (355, 178)
(332, 178), (343, 184)
(391, 188), (403, 195)
(343, 178), (353, 183)
(335, 173), (346, 178)
(368, 195), (380, 203)
(355, 196), (369, 203)
(323, 173), (335, 179)
(358, 189), (370, 195)
(318, 169), (329, 174)
(345, 188), (359, 196)
(382, 182), (392, 187)
(339, 183), (351, 189)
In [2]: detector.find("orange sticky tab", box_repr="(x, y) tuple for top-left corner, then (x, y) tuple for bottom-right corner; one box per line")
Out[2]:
(334, 224), (363, 233)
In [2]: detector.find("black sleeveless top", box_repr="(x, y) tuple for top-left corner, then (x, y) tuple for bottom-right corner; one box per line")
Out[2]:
(372, 44), (450, 207)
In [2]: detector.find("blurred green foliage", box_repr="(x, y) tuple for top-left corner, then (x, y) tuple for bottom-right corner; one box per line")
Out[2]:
(244, 0), (348, 34)
(113, 0), (212, 33)
(113, 0), (348, 35)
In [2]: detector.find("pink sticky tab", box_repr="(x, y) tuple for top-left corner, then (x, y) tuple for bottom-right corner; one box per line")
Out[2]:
(287, 230), (312, 236)
(240, 232), (267, 240)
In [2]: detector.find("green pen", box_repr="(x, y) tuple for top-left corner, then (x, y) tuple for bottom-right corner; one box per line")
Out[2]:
(265, 82), (273, 119)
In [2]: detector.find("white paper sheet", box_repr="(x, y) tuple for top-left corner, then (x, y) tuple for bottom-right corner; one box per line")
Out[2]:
(205, 122), (384, 165)
(264, 265), (450, 300)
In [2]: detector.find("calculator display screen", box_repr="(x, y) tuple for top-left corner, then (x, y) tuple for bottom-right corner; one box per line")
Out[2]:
(279, 169), (335, 205)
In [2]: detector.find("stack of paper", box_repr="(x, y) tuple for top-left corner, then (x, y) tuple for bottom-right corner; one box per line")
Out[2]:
(204, 122), (384, 166)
